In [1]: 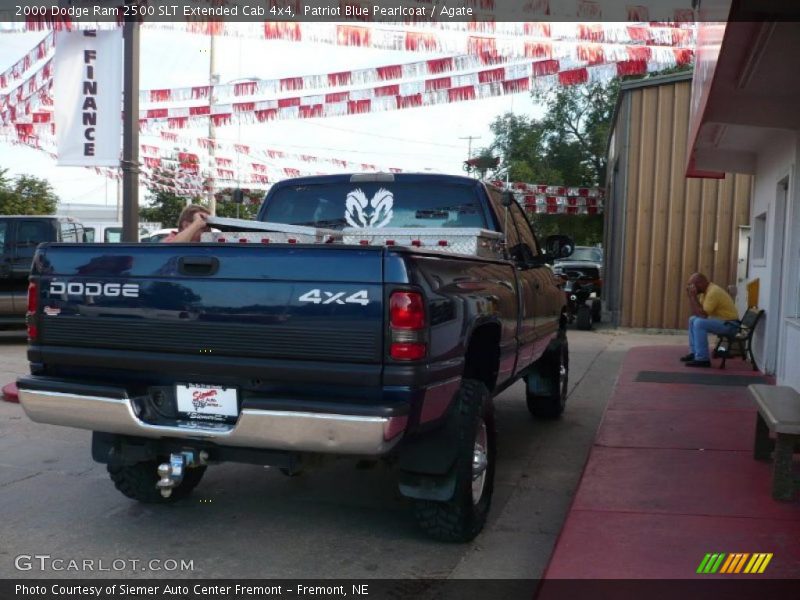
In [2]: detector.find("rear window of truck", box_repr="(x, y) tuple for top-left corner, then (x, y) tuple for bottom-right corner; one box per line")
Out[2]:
(260, 182), (487, 230)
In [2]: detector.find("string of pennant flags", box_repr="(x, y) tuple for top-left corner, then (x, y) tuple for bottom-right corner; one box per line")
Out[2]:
(149, 131), (406, 173)
(4, 127), (605, 214)
(7, 119), (405, 176)
(0, 31), (53, 91)
(7, 0), (697, 29)
(371, 20), (695, 43)
(173, 20), (694, 61)
(0, 18), (665, 216)
(492, 181), (605, 215)
(137, 38), (691, 105)
(5, 51), (690, 128)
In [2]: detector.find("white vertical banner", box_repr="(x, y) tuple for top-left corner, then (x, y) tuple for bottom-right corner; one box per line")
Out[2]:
(54, 29), (122, 166)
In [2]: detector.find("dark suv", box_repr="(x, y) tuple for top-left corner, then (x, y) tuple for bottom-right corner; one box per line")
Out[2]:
(0, 216), (86, 325)
(553, 246), (604, 329)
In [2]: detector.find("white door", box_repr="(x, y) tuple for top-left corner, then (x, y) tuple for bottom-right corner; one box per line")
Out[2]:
(767, 179), (789, 375)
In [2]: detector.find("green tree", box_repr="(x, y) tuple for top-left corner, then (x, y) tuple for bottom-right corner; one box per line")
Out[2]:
(476, 81), (619, 245)
(213, 188), (261, 220)
(139, 178), (263, 226)
(533, 80), (619, 186)
(0, 170), (59, 215)
(139, 185), (192, 228)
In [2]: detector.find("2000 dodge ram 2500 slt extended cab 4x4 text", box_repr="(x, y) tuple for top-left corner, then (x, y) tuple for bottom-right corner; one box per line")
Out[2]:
(18, 173), (573, 542)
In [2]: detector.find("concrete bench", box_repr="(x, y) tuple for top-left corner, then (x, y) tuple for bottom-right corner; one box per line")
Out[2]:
(749, 384), (800, 501)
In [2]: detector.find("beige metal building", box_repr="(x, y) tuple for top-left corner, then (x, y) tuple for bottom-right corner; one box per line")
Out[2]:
(604, 72), (752, 330)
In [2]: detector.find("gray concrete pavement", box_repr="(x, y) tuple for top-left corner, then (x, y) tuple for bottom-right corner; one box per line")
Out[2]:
(0, 327), (684, 580)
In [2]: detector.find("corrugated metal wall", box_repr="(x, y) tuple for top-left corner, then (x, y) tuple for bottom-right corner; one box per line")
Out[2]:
(612, 77), (752, 330)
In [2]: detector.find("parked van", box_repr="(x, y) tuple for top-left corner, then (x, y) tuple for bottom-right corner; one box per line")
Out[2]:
(83, 222), (123, 243)
(0, 216), (86, 325)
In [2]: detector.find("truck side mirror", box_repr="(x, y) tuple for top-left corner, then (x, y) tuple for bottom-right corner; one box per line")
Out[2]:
(544, 235), (574, 260)
(501, 191), (514, 207)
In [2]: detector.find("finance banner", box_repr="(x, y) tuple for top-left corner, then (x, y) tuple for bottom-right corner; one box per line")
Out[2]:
(54, 29), (122, 166)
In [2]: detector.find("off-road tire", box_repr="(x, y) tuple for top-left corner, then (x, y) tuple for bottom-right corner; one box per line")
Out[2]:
(525, 338), (569, 419)
(107, 460), (206, 503)
(591, 299), (602, 323)
(412, 379), (495, 543)
(576, 305), (592, 330)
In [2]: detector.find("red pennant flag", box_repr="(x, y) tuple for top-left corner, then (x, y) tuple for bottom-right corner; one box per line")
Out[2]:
(327, 71), (352, 86)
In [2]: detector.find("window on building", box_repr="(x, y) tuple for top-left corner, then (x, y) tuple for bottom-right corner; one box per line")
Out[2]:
(752, 211), (767, 263)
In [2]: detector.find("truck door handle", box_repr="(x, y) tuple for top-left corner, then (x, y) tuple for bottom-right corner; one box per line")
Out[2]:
(178, 256), (219, 276)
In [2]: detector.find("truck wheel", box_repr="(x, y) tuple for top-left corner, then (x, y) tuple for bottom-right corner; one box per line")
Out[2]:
(591, 299), (602, 323)
(107, 459), (206, 504)
(576, 305), (592, 330)
(525, 338), (569, 419)
(412, 379), (495, 543)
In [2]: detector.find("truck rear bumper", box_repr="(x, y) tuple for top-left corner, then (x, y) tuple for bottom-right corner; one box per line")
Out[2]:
(17, 379), (407, 456)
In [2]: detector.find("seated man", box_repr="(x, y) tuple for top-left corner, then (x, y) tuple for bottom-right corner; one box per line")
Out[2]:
(681, 273), (740, 367)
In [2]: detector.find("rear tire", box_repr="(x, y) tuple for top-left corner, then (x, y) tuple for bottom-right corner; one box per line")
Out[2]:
(525, 338), (569, 419)
(412, 379), (495, 543)
(107, 459), (206, 504)
(577, 305), (592, 330)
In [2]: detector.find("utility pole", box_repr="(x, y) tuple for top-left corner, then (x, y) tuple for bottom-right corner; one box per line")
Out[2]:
(121, 8), (140, 242)
(458, 135), (481, 161)
(207, 31), (218, 215)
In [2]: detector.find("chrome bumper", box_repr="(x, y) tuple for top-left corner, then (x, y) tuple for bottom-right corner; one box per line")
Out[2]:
(17, 387), (406, 455)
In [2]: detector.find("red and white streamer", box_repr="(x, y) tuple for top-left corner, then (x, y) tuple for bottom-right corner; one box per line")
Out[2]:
(170, 21), (695, 61)
(148, 134), (405, 174)
(491, 180), (605, 214)
(139, 29), (692, 104)
(12, 53), (689, 129)
(405, 21), (694, 46)
(0, 32), (53, 91)
(130, 56), (686, 128)
(0, 58), (53, 119)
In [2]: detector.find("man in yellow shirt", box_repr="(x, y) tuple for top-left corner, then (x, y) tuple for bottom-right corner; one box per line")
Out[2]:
(681, 273), (740, 367)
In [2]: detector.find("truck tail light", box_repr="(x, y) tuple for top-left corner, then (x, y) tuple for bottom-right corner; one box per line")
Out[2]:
(390, 342), (426, 361)
(26, 281), (38, 341)
(390, 291), (425, 330)
(389, 291), (426, 361)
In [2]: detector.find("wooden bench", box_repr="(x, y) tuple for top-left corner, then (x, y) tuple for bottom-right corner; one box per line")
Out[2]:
(749, 384), (800, 501)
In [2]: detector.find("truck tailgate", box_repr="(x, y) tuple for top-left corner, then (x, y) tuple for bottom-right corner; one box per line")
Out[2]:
(33, 243), (385, 364)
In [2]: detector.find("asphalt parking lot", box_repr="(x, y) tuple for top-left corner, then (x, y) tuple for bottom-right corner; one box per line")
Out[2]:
(0, 327), (684, 580)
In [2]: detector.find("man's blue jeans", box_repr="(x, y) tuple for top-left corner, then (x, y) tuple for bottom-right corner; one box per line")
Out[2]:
(688, 316), (739, 361)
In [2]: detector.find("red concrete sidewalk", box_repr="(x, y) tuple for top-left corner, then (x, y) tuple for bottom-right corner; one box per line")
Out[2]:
(542, 345), (800, 580)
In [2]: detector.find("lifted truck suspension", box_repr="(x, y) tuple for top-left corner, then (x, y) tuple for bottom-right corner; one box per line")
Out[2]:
(156, 450), (208, 498)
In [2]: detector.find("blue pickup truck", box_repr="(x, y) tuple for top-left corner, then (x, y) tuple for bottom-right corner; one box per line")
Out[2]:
(17, 173), (572, 542)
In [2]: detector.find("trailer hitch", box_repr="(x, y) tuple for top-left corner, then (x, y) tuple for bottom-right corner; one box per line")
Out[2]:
(156, 450), (208, 498)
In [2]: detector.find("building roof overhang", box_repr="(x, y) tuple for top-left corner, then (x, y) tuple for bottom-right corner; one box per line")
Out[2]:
(687, 1), (800, 178)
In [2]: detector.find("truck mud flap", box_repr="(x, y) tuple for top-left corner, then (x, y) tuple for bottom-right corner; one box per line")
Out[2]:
(396, 410), (460, 500)
(398, 470), (457, 502)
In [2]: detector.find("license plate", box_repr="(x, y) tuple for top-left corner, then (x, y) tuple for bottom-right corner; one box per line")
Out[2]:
(176, 384), (238, 422)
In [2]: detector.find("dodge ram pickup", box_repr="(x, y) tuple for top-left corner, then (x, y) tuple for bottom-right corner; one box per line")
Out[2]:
(17, 173), (573, 542)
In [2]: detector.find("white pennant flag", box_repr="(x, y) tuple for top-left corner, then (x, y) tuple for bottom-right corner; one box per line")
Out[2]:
(54, 29), (122, 166)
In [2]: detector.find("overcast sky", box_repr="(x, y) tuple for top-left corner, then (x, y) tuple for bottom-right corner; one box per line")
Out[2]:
(0, 27), (544, 208)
